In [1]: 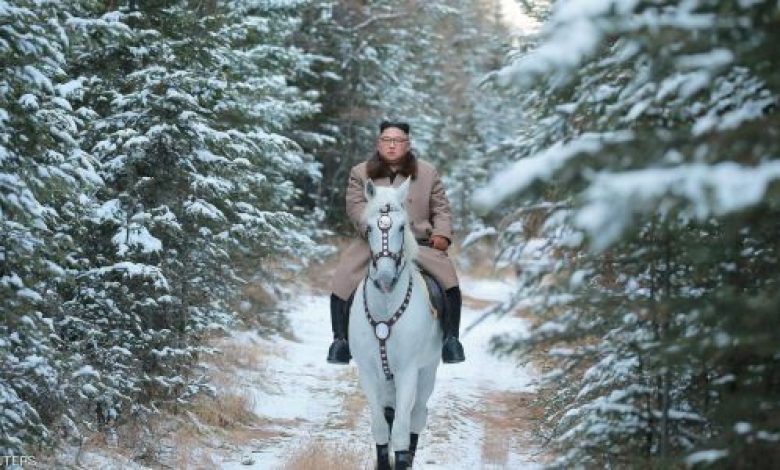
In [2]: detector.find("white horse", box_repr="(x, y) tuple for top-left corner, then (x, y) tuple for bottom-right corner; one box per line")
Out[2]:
(349, 179), (443, 470)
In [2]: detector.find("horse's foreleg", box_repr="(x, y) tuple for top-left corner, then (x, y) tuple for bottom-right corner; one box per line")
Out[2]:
(358, 372), (392, 446)
(390, 369), (418, 453)
(407, 363), (438, 467)
(368, 400), (392, 446)
(410, 363), (438, 433)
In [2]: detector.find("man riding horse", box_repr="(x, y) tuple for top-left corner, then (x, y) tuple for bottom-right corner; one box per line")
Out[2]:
(327, 120), (466, 365)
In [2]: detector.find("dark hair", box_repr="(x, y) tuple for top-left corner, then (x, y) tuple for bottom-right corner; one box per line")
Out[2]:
(379, 120), (410, 135)
(367, 150), (418, 181)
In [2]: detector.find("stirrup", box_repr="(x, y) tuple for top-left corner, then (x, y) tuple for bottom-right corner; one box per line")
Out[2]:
(442, 336), (465, 363)
(327, 338), (351, 364)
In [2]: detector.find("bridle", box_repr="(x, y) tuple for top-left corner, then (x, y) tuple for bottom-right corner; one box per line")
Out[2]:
(367, 203), (407, 291)
(364, 202), (413, 381)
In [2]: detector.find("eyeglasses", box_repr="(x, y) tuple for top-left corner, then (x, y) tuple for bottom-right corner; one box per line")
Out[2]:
(378, 137), (409, 145)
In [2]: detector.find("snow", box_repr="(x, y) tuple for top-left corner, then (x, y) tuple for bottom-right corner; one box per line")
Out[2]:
(677, 49), (733, 70)
(678, 70), (711, 98)
(684, 449), (728, 466)
(211, 276), (540, 468)
(473, 131), (634, 211)
(185, 198), (226, 221)
(89, 262), (169, 290)
(22, 65), (53, 92)
(460, 277), (516, 304)
(18, 93), (38, 110)
(56, 78), (83, 97)
(460, 226), (497, 248)
(498, 0), (540, 36)
(575, 160), (780, 250)
(497, 0), (639, 87)
(72, 365), (100, 379)
(192, 174), (234, 194)
(94, 198), (122, 223)
(195, 149), (230, 164)
(756, 431), (779, 442)
(112, 225), (163, 256)
(16, 288), (42, 302)
(1, 272), (25, 289)
(734, 422), (751, 434)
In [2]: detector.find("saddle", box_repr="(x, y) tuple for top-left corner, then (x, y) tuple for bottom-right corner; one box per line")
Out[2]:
(418, 269), (446, 319)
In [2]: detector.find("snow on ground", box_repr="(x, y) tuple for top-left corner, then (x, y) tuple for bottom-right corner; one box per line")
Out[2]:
(213, 276), (542, 469)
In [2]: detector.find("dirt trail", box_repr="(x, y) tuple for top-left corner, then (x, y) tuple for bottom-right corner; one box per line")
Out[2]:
(205, 276), (546, 469)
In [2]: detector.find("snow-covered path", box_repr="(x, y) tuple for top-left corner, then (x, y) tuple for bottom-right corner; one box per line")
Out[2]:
(213, 277), (542, 469)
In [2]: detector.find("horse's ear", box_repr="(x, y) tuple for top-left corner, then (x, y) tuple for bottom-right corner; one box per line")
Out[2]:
(397, 177), (410, 204)
(365, 180), (376, 201)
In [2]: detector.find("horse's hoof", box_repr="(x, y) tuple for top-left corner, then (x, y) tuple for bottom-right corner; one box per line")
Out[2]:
(376, 443), (391, 470)
(409, 433), (419, 466)
(394, 450), (411, 469)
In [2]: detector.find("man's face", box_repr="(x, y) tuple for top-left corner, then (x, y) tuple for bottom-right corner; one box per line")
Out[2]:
(376, 127), (409, 164)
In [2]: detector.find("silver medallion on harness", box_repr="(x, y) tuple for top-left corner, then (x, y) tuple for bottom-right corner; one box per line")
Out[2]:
(374, 322), (390, 340)
(378, 215), (392, 230)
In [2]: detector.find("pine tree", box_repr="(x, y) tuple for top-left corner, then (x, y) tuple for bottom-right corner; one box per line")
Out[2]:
(0, 0), (103, 454)
(58, 0), (326, 433)
(2, 0), (328, 453)
(476, 0), (780, 466)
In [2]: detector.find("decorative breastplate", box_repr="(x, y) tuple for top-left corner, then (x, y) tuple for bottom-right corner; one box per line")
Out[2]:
(362, 274), (414, 381)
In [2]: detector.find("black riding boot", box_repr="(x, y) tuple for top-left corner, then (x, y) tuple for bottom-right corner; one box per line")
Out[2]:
(442, 286), (465, 363)
(326, 294), (351, 364)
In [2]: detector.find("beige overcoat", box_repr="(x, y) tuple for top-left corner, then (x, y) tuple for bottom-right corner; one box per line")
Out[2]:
(330, 158), (459, 301)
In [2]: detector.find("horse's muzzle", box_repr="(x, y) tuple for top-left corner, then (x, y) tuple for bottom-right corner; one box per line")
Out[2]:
(374, 277), (395, 294)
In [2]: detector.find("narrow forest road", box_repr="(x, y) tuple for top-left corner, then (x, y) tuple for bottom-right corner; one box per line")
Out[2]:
(210, 277), (544, 469)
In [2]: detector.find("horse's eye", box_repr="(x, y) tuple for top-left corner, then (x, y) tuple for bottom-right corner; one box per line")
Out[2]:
(398, 225), (404, 232)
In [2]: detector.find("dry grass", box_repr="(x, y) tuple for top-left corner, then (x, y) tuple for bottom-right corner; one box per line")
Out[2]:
(79, 333), (279, 468)
(189, 383), (257, 429)
(243, 281), (279, 309)
(282, 439), (372, 470)
(455, 239), (517, 281)
(462, 294), (497, 310)
(189, 335), (276, 430)
(208, 335), (271, 373)
(54, 409), (224, 469)
(302, 236), (352, 293)
(168, 419), (220, 470)
(336, 369), (367, 430)
(466, 390), (550, 466)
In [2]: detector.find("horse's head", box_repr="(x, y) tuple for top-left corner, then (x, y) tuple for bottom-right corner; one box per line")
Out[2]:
(363, 179), (418, 293)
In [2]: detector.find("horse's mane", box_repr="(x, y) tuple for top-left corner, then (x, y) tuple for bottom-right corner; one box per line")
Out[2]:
(363, 186), (419, 262)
